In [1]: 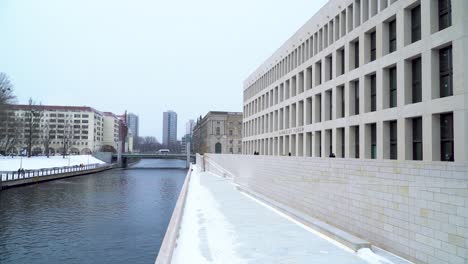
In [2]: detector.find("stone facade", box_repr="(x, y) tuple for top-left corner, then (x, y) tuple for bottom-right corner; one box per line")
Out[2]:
(204, 154), (468, 264)
(242, 0), (468, 164)
(192, 111), (243, 154)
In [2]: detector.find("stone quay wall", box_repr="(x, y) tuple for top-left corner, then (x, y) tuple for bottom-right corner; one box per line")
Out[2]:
(204, 154), (468, 264)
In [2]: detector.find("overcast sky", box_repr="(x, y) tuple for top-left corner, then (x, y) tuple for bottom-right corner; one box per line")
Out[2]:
(0, 0), (327, 140)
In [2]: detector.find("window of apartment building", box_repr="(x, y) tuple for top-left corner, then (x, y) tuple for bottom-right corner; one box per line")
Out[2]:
(216, 127), (220, 135)
(411, 5), (421, 43)
(74, 114), (80, 118)
(389, 19), (397, 53)
(389, 120), (397, 160)
(412, 57), (422, 103)
(370, 31), (377, 62)
(229, 130), (233, 136)
(440, 113), (454, 161)
(439, 0), (452, 31)
(440, 45), (453, 98)
(82, 120), (88, 123)
(412, 117), (423, 160)
(370, 123), (377, 159)
(389, 66), (397, 108)
(82, 114), (89, 118)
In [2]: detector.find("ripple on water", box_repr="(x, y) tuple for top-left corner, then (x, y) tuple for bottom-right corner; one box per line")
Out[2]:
(0, 159), (187, 264)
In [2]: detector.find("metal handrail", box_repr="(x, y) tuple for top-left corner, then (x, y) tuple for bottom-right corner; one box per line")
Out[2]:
(0, 163), (108, 182)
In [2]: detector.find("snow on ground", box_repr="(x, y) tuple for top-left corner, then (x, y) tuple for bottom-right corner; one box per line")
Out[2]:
(171, 167), (247, 264)
(0, 155), (105, 171)
(172, 165), (401, 264)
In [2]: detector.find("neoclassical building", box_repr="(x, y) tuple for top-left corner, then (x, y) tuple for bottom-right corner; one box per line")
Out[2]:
(242, 0), (467, 163)
(193, 111), (243, 154)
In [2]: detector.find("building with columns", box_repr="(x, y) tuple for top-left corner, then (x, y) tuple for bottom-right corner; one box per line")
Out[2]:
(193, 111), (243, 154)
(242, 0), (467, 163)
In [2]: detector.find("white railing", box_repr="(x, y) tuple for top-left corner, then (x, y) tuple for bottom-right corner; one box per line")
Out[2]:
(0, 163), (108, 182)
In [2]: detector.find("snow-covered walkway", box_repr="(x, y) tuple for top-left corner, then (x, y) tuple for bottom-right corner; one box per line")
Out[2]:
(0, 155), (105, 171)
(171, 167), (396, 264)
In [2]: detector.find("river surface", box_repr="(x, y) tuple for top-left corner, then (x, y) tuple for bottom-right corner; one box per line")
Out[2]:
(0, 159), (187, 264)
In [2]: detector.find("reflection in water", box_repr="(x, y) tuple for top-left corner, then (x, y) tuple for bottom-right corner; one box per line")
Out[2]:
(0, 159), (187, 264)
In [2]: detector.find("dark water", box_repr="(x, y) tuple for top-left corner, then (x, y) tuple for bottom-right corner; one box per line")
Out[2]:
(0, 159), (187, 264)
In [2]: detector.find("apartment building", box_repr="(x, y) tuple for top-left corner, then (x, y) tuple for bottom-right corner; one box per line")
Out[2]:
(0, 105), (128, 155)
(242, 0), (467, 163)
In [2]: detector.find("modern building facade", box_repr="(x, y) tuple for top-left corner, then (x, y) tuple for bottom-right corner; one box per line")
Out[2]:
(193, 111), (243, 154)
(126, 112), (139, 143)
(162, 110), (178, 149)
(242, 0), (467, 163)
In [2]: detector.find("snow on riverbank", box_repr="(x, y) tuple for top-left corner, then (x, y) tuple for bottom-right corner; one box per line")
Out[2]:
(0, 155), (105, 171)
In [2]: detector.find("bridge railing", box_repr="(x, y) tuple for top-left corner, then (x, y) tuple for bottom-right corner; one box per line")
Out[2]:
(0, 163), (107, 182)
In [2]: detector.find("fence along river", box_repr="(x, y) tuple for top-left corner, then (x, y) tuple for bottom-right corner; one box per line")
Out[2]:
(0, 159), (187, 264)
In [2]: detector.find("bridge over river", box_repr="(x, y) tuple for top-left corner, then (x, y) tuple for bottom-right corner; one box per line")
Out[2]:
(112, 153), (196, 168)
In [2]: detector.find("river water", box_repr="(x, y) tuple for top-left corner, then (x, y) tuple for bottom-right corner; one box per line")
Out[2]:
(0, 159), (187, 264)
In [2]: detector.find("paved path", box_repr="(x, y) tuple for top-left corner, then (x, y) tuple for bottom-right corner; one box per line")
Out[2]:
(171, 168), (369, 264)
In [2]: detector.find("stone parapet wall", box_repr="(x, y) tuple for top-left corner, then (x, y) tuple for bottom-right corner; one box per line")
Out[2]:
(204, 154), (468, 264)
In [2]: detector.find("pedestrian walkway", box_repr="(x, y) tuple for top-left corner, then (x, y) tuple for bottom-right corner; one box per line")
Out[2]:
(171, 167), (374, 264)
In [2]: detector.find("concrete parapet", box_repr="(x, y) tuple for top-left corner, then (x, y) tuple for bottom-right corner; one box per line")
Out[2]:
(155, 164), (193, 264)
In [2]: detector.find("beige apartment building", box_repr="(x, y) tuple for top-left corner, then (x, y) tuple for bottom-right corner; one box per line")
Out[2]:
(0, 105), (126, 155)
(193, 111), (243, 154)
(242, 0), (467, 163)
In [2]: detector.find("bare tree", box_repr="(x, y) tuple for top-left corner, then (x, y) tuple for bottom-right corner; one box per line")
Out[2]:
(136, 136), (162, 153)
(42, 120), (52, 157)
(0, 73), (15, 114)
(0, 113), (22, 155)
(61, 123), (74, 158)
(25, 98), (44, 157)
(0, 73), (18, 155)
